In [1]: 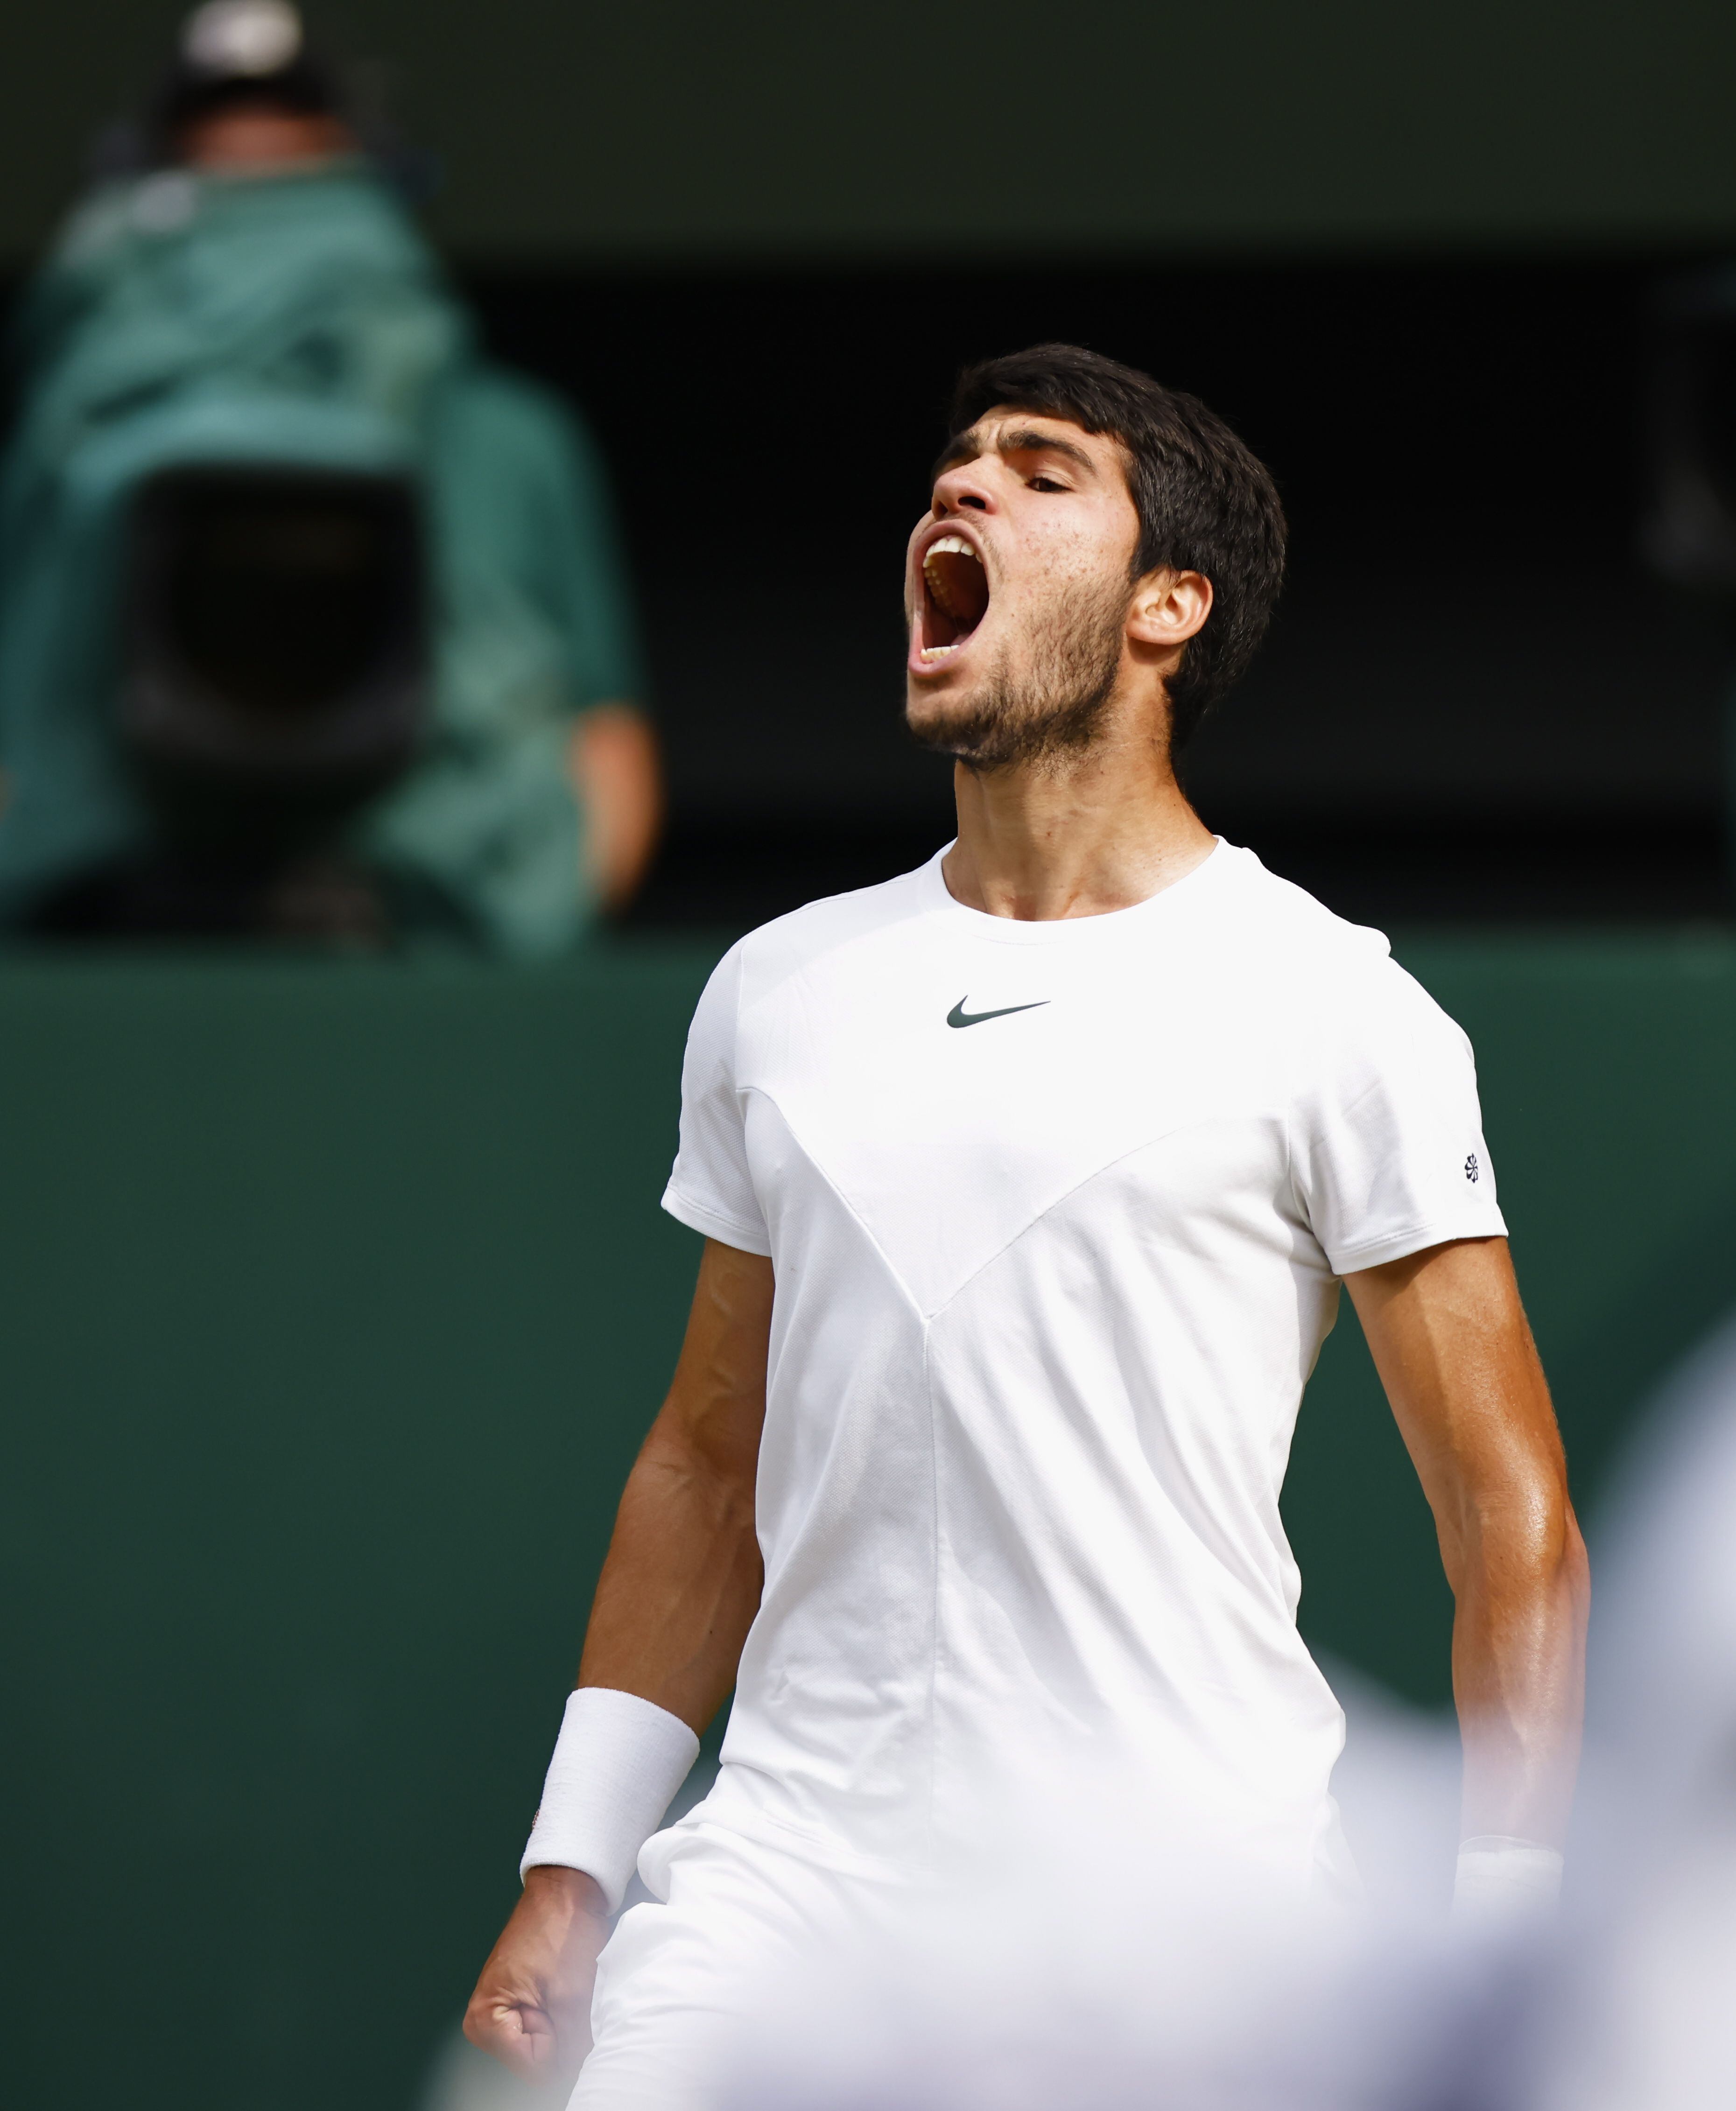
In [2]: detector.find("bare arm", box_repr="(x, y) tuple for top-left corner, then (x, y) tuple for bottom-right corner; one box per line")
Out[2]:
(464, 1238), (773, 2078)
(1346, 1236), (1589, 1847)
(569, 704), (664, 912)
(578, 1237), (771, 1725)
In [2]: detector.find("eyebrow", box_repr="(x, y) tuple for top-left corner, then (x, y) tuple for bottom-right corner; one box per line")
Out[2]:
(930, 423), (1101, 485)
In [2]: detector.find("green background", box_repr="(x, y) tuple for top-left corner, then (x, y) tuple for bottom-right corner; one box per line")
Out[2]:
(3, 932), (1734, 2109)
(7, 0), (1736, 263)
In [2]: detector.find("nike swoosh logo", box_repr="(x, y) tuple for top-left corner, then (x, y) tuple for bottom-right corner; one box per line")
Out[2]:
(947, 996), (1050, 1029)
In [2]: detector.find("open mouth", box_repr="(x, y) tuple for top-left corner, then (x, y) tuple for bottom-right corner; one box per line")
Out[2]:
(916, 534), (990, 665)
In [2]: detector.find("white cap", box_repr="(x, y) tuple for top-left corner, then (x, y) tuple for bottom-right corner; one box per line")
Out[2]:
(181, 0), (304, 79)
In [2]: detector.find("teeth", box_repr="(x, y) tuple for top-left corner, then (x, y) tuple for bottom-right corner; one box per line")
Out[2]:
(923, 535), (985, 622)
(920, 534), (984, 640)
(919, 644), (957, 661)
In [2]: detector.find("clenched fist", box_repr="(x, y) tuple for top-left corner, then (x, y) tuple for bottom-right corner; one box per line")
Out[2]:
(464, 1866), (612, 2083)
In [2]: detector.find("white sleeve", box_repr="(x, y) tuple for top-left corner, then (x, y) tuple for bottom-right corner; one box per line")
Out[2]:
(660, 942), (773, 1256)
(1293, 959), (1508, 1276)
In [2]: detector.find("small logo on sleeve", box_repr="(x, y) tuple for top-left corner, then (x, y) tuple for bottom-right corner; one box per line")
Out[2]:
(1464, 1152), (1480, 1183)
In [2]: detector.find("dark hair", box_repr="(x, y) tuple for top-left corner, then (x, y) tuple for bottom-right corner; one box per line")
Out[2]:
(948, 344), (1286, 749)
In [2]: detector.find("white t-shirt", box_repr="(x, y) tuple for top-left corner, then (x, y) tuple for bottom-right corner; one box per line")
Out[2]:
(658, 842), (1505, 1889)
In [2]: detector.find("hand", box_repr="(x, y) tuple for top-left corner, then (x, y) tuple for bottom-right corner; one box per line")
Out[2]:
(568, 704), (663, 912)
(464, 1866), (612, 2082)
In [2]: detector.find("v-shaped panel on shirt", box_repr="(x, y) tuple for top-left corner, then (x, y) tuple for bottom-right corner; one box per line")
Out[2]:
(749, 1079), (1236, 1323)
(736, 889), (1286, 1322)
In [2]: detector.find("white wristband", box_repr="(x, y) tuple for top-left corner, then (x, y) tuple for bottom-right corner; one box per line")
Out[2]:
(520, 1687), (701, 1912)
(1450, 1835), (1563, 1926)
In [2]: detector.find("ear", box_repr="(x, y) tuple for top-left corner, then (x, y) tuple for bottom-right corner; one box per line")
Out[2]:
(1127, 568), (1212, 652)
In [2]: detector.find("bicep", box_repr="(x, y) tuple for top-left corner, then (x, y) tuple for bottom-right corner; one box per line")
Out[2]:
(1345, 1237), (1565, 1564)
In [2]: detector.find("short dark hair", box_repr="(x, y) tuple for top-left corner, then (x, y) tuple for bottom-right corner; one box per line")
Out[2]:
(948, 344), (1286, 749)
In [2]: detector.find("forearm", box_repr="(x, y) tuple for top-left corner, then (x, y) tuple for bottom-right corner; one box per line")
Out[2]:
(469, 1248), (767, 2070)
(577, 1430), (763, 1733)
(571, 1237), (770, 1730)
(1450, 1500), (1589, 1845)
(1349, 1239), (1590, 1857)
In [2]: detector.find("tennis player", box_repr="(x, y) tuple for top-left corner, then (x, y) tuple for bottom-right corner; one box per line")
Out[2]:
(464, 344), (1589, 2104)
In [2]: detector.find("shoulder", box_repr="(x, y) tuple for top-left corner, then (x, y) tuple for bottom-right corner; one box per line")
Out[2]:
(443, 365), (593, 454)
(1212, 844), (1399, 983)
(1208, 843), (1472, 1055)
(676, 861), (935, 1073)
(1206, 843), (1381, 964)
(738, 859), (939, 977)
(702, 859), (941, 1016)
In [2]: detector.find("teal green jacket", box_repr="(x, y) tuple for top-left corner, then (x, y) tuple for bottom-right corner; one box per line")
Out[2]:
(0, 164), (646, 954)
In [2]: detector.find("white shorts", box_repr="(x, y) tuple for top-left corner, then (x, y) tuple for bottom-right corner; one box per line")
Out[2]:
(571, 1821), (904, 2111)
(570, 1802), (1359, 2110)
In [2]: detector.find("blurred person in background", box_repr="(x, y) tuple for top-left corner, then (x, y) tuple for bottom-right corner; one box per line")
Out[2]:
(463, 346), (1588, 2108)
(0, 0), (659, 951)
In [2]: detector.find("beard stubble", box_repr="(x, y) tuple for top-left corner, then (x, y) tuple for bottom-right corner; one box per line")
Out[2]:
(908, 570), (1132, 771)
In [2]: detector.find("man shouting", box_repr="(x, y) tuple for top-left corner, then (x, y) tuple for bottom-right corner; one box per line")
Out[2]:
(465, 344), (1588, 2105)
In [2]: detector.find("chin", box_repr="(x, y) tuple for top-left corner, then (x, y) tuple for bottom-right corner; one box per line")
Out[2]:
(904, 683), (976, 757)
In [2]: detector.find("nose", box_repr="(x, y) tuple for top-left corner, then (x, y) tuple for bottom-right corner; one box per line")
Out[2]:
(930, 457), (993, 517)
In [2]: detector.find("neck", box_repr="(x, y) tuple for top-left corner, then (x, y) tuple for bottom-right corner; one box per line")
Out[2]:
(941, 718), (1215, 921)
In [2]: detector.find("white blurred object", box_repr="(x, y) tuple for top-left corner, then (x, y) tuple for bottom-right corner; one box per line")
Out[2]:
(418, 2029), (571, 2111)
(1531, 1307), (1736, 2111)
(1321, 1655), (1462, 1916)
(1584, 1307), (1736, 1810)
(713, 1826), (1349, 2110)
(1451, 1837), (1563, 1925)
(181, 0), (303, 77)
(701, 1738), (1469, 2111)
